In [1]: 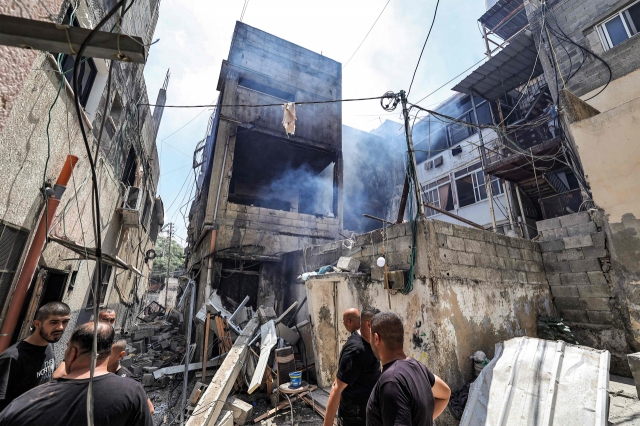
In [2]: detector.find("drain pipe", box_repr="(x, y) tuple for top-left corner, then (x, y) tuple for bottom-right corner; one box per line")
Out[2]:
(0, 155), (78, 351)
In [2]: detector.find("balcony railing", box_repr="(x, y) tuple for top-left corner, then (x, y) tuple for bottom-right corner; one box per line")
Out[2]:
(540, 189), (583, 218)
(485, 118), (562, 167)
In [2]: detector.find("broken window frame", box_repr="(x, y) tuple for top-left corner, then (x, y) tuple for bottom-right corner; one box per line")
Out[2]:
(597, 0), (640, 50)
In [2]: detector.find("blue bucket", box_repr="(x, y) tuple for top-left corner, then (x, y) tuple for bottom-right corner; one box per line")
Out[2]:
(289, 371), (302, 389)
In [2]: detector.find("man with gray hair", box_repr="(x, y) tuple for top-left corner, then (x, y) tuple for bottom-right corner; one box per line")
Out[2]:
(366, 312), (451, 426)
(0, 301), (70, 411)
(0, 322), (152, 425)
(325, 307), (381, 426)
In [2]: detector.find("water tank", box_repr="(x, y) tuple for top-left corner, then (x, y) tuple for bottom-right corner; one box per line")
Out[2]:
(485, 0), (499, 9)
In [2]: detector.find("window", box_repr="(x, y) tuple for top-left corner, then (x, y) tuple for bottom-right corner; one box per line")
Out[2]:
(455, 163), (503, 208)
(423, 177), (454, 217)
(0, 223), (29, 307)
(141, 194), (153, 230)
(598, 1), (640, 50)
(86, 265), (113, 308)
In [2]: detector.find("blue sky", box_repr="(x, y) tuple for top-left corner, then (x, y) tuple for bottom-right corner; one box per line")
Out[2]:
(143, 0), (490, 242)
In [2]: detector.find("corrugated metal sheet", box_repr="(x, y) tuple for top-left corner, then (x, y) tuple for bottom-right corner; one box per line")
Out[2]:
(461, 337), (610, 426)
(480, 0), (528, 40)
(452, 31), (544, 101)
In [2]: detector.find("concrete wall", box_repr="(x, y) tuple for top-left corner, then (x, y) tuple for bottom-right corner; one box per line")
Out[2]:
(292, 219), (552, 426)
(525, 0), (640, 104)
(537, 211), (634, 374)
(0, 0), (162, 356)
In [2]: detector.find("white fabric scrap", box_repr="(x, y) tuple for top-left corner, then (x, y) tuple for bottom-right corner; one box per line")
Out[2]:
(282, 102), (296, 136)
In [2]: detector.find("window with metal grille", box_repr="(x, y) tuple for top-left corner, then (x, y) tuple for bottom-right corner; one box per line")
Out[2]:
(86, 265), (113, 308)
(0, 223), (29, 307)
(423, 177), (454, 217)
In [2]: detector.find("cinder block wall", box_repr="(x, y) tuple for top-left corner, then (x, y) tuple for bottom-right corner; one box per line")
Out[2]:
(537, 211), (632, 374)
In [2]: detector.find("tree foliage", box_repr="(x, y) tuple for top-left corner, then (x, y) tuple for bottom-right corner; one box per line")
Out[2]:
(151, 235), (186, 278)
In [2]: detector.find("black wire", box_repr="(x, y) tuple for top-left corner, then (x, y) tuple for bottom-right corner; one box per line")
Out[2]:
(343, 0), (392, 69)
(72, 0), (130, 423)
(407, 0), (441, 98)
(139, 95), (386, 109)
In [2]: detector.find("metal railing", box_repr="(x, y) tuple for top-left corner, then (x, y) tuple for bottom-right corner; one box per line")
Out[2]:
(485, 119), (563, 167)
(540, 189), (582, 218)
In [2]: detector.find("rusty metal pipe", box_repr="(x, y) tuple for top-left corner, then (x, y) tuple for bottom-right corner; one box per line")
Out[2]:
(0, 155), (78, 351)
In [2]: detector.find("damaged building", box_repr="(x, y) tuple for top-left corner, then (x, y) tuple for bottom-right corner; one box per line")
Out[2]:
(0, 0), (165, 356)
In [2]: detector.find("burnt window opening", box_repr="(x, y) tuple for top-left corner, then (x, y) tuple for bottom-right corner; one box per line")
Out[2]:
(228, 129), (337, 216)
(122, 146), (138, 187)
(86, 265), (113, 309)
(215, 260), (260, 312)
(238, 78), (295, 102)
(0, 223), (29, 308)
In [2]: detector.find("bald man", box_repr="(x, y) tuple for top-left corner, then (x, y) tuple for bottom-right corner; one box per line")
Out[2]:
(325, 307), (381, 426)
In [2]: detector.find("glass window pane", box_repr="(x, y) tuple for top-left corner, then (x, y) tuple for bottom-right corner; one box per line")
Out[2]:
(605, 16), (630, 46)
(456, 176), (476, 207)
(626, 4), (640, 34)
(490, 176), (503, 195)
(475, 102), (493, 125)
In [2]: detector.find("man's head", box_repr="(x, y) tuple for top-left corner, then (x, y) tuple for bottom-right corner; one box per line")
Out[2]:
(360, 306), (380, 343)
(33, 302), (71, 343)
(370, 312), (405, 361)
(64, 322), (114, 374)
(342, 308), (361, 333)
(98, 308), (116, 327)
(108, 339), (127, 373)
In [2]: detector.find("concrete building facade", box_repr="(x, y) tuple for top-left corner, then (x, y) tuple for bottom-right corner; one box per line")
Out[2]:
(0, 0), (164, 356)
(186, 22), (343, 341)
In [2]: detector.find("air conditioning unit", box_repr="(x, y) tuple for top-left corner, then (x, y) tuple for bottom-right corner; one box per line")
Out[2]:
(118, 186), (142, 228)
(433, 156), (444, 168)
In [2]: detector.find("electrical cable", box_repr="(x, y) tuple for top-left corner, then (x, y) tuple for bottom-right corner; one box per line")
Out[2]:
(71, 1), (131, 424)
(342, 0), (392, 70)
(139, 94), (389, 108)
(407, 0), (441, 98)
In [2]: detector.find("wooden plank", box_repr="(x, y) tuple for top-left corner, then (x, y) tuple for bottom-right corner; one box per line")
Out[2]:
(186, 314), (259, 426)
(248, 321), (278, 394)
(152, 354), (227, 379)
(396, 176), (410, 223)
(202, 313), (211, 380)
(0, 14), (146, 63)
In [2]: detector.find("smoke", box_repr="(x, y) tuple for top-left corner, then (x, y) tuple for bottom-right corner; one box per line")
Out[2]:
(260, 164), (334, 216)
(342, 123), (406, 233)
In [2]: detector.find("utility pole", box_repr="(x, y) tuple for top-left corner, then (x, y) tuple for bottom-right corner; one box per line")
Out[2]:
(399, 90), (426, 219)
(164, 222), (173, 309)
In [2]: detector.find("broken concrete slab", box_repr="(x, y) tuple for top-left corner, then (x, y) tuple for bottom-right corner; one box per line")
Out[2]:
(627, 352), (640, 398)
(142, 373), (155, 386)
(214, 410), (234, 426)
(337, 256), (360, 272)
(226, 396), (253, 425)
(186, 314), (260, 426)
(460, 337), (610, 425)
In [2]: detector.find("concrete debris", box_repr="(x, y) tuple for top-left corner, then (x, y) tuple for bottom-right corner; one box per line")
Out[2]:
(226, 396), (254, 424)
(537, 315), (579, 344)
(627, 352), (640, 398)
(336, 256), (360, 273)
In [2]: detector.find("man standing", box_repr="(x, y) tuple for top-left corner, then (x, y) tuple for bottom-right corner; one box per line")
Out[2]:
(366, 312), (451, 426)
(99, 308), (117, 327)
(0, 322), (152, 425)
(0, 301), (70, 411)
(108, 339), (155, 415)
(325, 307), (381, 426)
(54, 307), (117, 379)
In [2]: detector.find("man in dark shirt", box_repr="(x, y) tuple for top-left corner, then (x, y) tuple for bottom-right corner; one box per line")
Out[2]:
(366, 312), (451, 426)
(0, 321), (152, 425)
(325, 307), (381, 426)
(109, 338), (155, 414)
(0, 301), (70, 411)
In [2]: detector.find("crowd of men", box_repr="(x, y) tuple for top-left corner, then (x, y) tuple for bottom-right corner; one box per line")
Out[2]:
(0, 301), (451, 426)
(325, 307), (451, 426)
(0, 302), (153, 425)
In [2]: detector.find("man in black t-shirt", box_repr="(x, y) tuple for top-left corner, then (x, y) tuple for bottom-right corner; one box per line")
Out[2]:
(108, 338), (155, 414)
(366, 312), (451, 426)
(0, 322), (152, 426)
(0, 301), (70, 411)
(325, 307), (381, 426)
